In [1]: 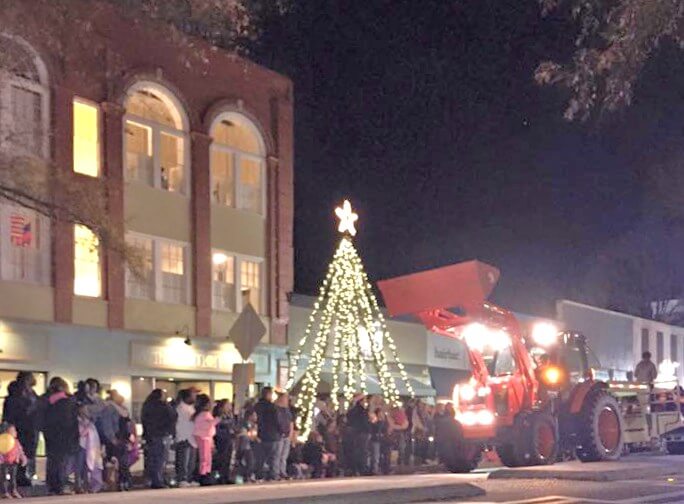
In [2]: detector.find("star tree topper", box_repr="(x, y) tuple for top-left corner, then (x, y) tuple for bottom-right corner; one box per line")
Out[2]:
(335, 199), (359, 236)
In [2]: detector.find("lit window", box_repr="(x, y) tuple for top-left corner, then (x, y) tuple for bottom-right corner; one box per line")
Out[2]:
(74, 225), (101, 297)
(0, 205), (50, 284)
(210, 114), (265, 214)
(241, 260), (261, 313)
(124, 86), (188, 194)
(212, 251), (235, 311)
(73, 100), (100, 177)
(160, 241), (186, 304)
(126, 235), (153, 299)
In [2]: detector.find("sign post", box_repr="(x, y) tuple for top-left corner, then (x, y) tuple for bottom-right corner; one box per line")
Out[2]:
(229, 303), (267, 410)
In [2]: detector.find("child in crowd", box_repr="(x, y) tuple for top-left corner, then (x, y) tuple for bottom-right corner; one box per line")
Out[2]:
(76, 404), (103, 493)
(192, 394), (219, 486)
(234, 409), (257, 483)
(0, 423), (27, 498)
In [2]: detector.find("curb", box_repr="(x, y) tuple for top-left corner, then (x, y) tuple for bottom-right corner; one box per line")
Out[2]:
(489, 464), (681, 482)
(228, 483), (486, 504)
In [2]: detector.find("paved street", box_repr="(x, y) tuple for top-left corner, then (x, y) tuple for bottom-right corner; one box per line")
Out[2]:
(18, 454), (684, 504)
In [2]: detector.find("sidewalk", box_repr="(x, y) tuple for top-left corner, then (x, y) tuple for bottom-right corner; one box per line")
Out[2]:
(23, 474), (486, 504)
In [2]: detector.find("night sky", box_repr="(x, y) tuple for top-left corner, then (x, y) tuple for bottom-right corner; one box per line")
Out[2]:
(254, 0), (684, 317)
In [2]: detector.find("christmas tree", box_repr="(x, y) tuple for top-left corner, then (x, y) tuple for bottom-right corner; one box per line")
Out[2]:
(286, 200), (414, 437)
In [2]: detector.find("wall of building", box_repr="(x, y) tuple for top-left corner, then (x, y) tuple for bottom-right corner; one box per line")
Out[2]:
(558, 300), (684, 380)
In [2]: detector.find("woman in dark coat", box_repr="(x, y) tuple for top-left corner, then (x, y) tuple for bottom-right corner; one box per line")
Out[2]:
(141, 389), (176, 489)
(42, 377), (79, 496)
(3, 372), (39, 486)
(213, 399), (236, 484)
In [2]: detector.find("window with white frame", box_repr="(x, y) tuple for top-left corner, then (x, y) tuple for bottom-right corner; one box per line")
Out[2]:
(126, 235), (154, 299)
(0, 34), (49, 157)
(124, 85), (188, 194)
(210, 113), (265, 215)
(73, 99), (100, 177)
(241, 259), (262, 313)
(211, 250), (264, 314)
(160, 241), (186, 304)
(212, 251), (235, 311)
(125, 233), (190, 305)
(0, 204), (50, 284)
(74, 225), (101, 297)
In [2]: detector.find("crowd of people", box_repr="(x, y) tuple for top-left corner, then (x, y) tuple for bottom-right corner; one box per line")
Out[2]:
(0, 372), (457, 497)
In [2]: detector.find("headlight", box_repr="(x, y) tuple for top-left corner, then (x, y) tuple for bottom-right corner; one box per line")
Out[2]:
(541, 365), (563, 386)
(532, 322), (559, 347)
(459, 383), (476, 402)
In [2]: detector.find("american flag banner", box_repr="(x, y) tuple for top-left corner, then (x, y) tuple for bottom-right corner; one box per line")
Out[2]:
(10, 213), (32, 247)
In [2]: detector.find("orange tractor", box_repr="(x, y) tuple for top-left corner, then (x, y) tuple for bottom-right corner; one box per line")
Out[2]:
(378, 260), (624, 472)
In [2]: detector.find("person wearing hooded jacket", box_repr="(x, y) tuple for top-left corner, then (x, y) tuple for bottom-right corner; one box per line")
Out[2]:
(141, 389), (176, 489)
(346, 394), (371, 476)
(3, 372), (39, 486)
(42, 377), (79, 495)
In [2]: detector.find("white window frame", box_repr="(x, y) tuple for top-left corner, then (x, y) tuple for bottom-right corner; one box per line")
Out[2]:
(0, 34), (50, 159)
(209, 112), (267, 216)
(72, 97), (102, 177)
(123, 83), (190, 196)
(211, 248), (265, 314)
(73, 224), (102, 298)
(125, 232), (191, 305)
(0, 203), (50, 285)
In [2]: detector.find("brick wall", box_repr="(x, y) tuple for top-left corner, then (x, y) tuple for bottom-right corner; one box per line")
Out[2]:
(0, 0), (294, 338)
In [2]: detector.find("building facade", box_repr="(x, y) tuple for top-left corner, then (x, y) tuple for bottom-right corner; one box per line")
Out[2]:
(558, 300), (684, 382)
(0, 1), (293, 417)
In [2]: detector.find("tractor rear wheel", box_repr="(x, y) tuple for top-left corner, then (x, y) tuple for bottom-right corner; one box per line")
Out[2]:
(575, 389), (624, 462)
(441, 422), (483, 473)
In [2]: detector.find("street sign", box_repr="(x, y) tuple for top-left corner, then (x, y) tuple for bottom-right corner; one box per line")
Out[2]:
(229, 302), (267, 360)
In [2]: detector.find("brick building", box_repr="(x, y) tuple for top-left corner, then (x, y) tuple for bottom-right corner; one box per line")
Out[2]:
(0, 1), (293, 416)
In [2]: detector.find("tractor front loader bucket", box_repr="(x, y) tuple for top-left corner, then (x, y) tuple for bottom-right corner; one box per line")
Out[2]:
(377, 260), (500, 318)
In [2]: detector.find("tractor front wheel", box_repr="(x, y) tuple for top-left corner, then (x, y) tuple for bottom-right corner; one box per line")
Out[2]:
(524, 412), (559, 465)
(576, 389), (624, 462)
(441, 422), (483, 473)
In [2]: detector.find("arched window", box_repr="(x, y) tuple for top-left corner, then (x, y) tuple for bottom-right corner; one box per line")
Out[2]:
(0, 35), (51, 286)
(0, 33), (49, 157)
(124, 83), (189, 194)
(210, 112), (266, 215)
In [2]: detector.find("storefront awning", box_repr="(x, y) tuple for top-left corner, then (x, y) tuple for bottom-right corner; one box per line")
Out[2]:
(365, 375), (435, 397)
(429, 367), (471, 398)
(290, 372), (435, 398)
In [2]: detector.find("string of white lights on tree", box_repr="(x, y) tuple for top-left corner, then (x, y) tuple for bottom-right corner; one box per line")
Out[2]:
(286, 200), (415, 438)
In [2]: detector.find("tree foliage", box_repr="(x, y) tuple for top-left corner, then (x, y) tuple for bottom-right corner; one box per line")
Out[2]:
(112, 0), (289, 54)
(537, 0), (684, 121)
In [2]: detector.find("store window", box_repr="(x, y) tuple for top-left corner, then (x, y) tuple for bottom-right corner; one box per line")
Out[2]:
(0, 204), (50, 284)
(210, 113), (265, 214)
(0, 370), (46, 417)
(124, 84), (188, 194)
(73, 99), (100, 177)
(212, 251), (235, 311)
(125, 233), (189, 305)
(74, 225), (101, 297)
(131, 377), (232, 423)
